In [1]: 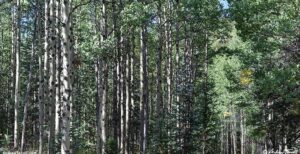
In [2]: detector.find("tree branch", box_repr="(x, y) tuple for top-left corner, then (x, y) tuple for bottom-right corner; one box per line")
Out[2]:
(69, 0), (92, 17)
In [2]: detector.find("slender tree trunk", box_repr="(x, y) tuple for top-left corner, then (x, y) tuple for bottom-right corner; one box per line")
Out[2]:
(120, 41), (125, 153)
(20, 15), (38, 153)
(240, 109), (245, 154)
(231, 107), (237, 154)
(111, 0), (121, 149)
(95, 1), (108, 153)
(129, 30), (135, 153)
(125, 40), (130, 154)
(92, 1), (102, 153)
(221, 121), (224, 154)
(117, 45), (121, 150)
(165, 0), (173, 129)
(95, 58), (103, 154)
(117, 56), (121, 150)
(202, 32), (209, 154)
(102, 61), (108, 154)
(48, 0), (57, 152)
(156, 2), (163, 151)
(38, 1), (44, 152)
(163, 3), (173, 151)
(175, 1), (181, 149)
(10, 1), (16, 126)
(227, 122), (230, 154)
(101, 0), (108, 153)
(112, 0), (118, 146)
(140, 23), (148, 154)
(112, 59), (118, 148)
(68, 7), (75, 141)
(43, 0), (50, 151)
(38, 36), (44, 152)
(182, 32), (192, 154)
(60, 0), (71, 152)
(13, 0), (21, 149)
(55, 0), (62, 149)
(251, 140), (256, 154)
(119, 0), (126, 152)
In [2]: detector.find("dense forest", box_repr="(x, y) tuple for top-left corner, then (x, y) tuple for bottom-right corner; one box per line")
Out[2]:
(0, 0), (299, 153)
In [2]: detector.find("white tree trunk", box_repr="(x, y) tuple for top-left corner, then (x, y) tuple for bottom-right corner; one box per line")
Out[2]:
(55, 0), (61, 147)
(13, 0), (21, 149)
(120, 49), (124, 154)
(101, 62), (108, 154)
(60, 0), (71, 152)
(241, 109), (245, 154)
(95, 58), (103, 154)
(43, 1), (50, 149)
(125, 50), (130, 154)
(38, 12), (44, 153)
(37, 2), (43, 153)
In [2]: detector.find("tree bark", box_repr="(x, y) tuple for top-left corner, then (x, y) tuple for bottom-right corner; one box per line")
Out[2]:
(48, 0), (57, 152)
(164, 3), (173, 151)
(92, 1), (102, 153)
(101, 0), (108, 153)
(13, 0), (21, 149)
(95, 58), (103, 154)
(120, 39), (125, 153)
(125, 39), (130, 154)
(202, 32), (209, 154)
(165, 0), (173, 126)
(221, 121), (224, 154)
(175, 1), (181, 149)
(156, 2), (163, 151)
(101, 61), (108, 154)
(112, 0), (118, 146)
(95, 0), (108, 153)
(231, 107), (237, 154)
(55, 0), (62, 149)
(43, 1), (51, 151)
(240, 109), (245, 154)
(38, 34), (44, 153)
(38, 0), (44, 152)
(10, 1), (16, 127)
(140, 24), (148, 154)
(129, 29), (135, 153)
(60, 0), (71, 152)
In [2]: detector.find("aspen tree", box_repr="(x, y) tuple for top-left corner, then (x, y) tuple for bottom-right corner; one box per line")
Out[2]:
(140, 23), (148, 154)
(12, 0), (21, 149)
(38, 0), (45, 153)
(48, 0), (57, 152)
(55, 0), (61, 149)
(155, 1), (163, 151)
(60, 0), (71, 152)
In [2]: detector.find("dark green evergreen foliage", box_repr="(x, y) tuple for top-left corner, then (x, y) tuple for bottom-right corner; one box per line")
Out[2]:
(105, 137), (119, 154)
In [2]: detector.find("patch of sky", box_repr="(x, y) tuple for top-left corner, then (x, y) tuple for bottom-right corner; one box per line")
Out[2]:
(220, 0), (229, 9)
